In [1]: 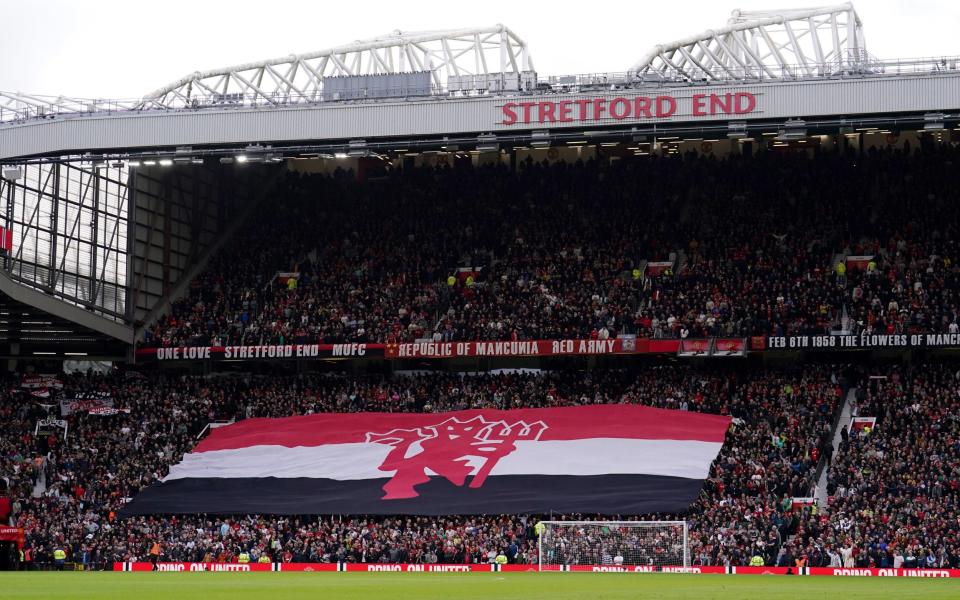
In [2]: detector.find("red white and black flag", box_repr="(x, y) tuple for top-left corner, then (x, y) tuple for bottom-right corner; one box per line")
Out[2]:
(120, 405), (730, 516)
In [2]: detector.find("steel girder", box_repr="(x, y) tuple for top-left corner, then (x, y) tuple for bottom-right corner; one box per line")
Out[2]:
(0, 92), (140, 122)
(140, 25), (533, 109)
(632, 3), (869, 81)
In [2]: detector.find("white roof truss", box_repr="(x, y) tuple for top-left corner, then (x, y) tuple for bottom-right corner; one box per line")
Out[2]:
(632, 3), (868, 81)
(140, 24), (532, 108)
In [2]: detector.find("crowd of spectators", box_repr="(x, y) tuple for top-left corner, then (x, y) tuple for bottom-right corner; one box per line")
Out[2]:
(823, 364), (960, 569)
(1, 364), (840, 569)
(142, 144), (960, 348)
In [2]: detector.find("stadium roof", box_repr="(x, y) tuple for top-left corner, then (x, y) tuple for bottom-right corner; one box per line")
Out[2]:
(140, 25), (533, 109)
(0, 5), (879, 119)
(0, 269), (132, 359)
(632, 3), (868, 81)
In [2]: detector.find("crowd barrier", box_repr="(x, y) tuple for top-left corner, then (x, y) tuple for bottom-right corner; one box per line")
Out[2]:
(112, 563), (960, 577)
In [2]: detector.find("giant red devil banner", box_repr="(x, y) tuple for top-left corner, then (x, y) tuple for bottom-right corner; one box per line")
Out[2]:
(119, 405), (731, 516)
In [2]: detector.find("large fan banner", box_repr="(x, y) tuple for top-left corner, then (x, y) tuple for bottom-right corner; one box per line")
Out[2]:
(120, 405), (731, 516)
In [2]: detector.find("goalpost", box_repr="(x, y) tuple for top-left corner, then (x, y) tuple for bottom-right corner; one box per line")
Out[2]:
(538, 521), (690, 571)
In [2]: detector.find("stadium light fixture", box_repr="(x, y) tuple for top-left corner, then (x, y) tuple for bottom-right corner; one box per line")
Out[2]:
(236, 155), (249, 163)
(776, 132), (807, 141)
(334, 153), (349, 159)
(1, 166), (23, 181)
(727, 121), (748, 139)
(776, 119), (807, 141)
(530, 131), (550, 148)
(477, 133), (499, 152)
(159, 159), (173, 166)
(127, 161), (141, 168)
(924, 113), (946, 130)
(143, 160), (157, 166)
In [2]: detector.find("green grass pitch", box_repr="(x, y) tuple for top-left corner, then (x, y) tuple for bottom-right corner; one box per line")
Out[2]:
(0, 572), (957, 599)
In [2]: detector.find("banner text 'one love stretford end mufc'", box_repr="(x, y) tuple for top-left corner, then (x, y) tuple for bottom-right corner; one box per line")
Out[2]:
(120, 405), (731, 516)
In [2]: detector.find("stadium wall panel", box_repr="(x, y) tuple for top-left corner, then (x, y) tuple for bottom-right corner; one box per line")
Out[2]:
(3, 75), (960, 161)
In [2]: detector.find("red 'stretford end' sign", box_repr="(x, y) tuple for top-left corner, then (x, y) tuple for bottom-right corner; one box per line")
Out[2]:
(500, 92), (757, 125)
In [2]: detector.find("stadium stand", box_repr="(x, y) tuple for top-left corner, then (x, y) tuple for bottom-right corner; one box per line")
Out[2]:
(5, 144), (960, 571)
(2, 365), (842, 569)
(8, 144), (960, 570)
(824, 364), (960, 569)
(141, 146), (960, 349)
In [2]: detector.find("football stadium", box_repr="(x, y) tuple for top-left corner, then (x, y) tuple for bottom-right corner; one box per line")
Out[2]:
(2, 2), (960, 598)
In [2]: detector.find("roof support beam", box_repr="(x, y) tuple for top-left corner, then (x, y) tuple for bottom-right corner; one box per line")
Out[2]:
(633, 3), (866, 82)
(0, 269), (133, 343)
(128, 25), (531, 109)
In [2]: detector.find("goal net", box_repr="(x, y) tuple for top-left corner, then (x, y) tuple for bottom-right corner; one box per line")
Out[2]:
(538, 521), (689, 571)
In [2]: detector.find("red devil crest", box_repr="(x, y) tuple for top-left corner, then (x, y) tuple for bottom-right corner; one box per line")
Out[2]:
(365, 416), (548, 500)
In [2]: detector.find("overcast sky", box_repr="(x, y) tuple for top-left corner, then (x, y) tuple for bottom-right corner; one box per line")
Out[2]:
(1, 0), (957, 99)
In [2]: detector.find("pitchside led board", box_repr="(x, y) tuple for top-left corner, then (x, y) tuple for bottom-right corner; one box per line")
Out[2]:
(121, 405), (730, 516)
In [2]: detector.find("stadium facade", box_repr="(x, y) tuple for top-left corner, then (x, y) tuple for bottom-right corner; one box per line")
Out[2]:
(0, 1), (958, 362)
